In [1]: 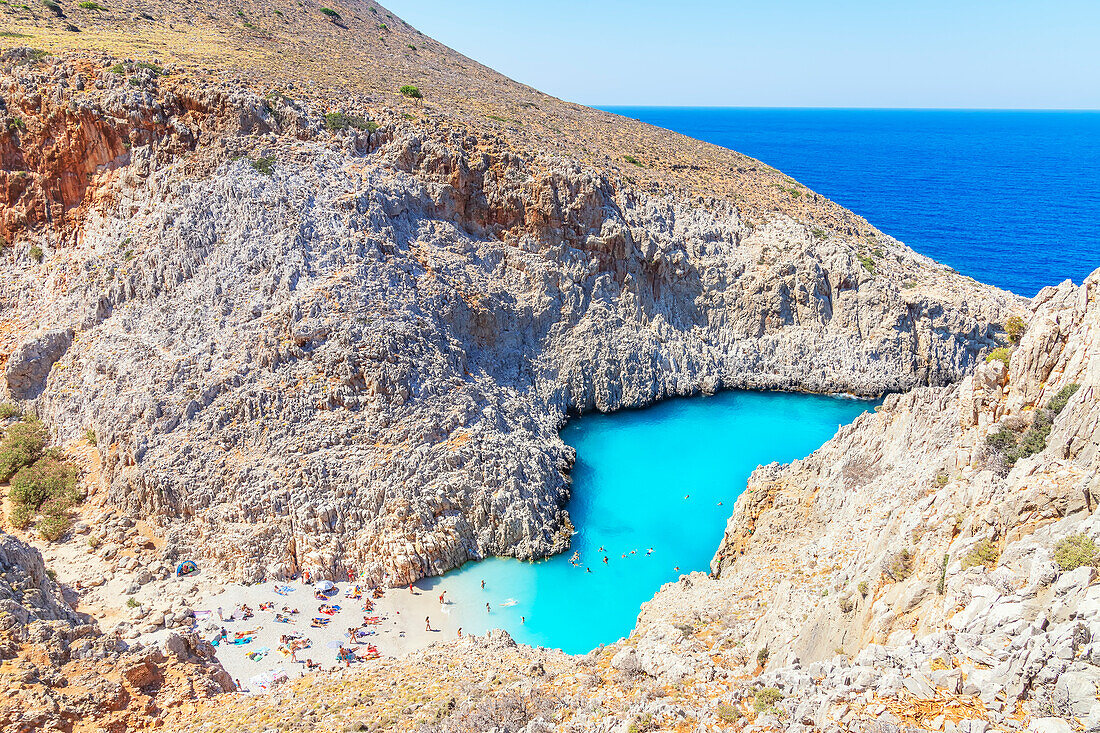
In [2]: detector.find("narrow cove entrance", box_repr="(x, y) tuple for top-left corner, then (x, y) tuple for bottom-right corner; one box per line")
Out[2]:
(420, 390), (875, 654)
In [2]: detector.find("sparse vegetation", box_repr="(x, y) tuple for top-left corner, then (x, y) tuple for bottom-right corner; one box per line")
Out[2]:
(42, 0), (62, 15)
(77, 1), (102, 8)
(857, 580), (869, 596)
(963, 540), (999, 570)
(623, 155), (645, 167)
(811, 227), (827, 240)
(986, 427), (1017, 453)
(399, 84), (422, 99)
(888, 548), (915, 581)
(0, 31), (32, 38)
(1005, 315), (1027, 344)
(126, 596), (139, 608)
(248, 155), (276, 175)
(857, 253), (875, 274)
(756, 646), (769, 668)
(753, 687), (784, 715)
(0, 416), (47, 481)
(1054, 533), (1098, 571)
(319, 6), (339, 19)
(716, 704), (740, 723)
(29, 245), (43, 262)
(933, 472), (949, 487)
(0, 403), (20, 419)
(1047, 383), (1079, 413)
(986, 347), (1011, 365)
(84, 428), (96, 446)
(937, 553), (949, 594)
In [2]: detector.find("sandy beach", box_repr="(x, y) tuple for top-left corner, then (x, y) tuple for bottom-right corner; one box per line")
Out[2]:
(137, 577), (480, 692)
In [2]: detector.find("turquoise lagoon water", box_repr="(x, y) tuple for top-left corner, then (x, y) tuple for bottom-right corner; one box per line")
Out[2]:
(419, 391), (872, 654)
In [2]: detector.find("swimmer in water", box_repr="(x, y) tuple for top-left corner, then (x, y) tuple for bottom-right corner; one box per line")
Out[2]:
(603, 556), (608, 565)
(486, 602), (491, 613)
(646, 548), (653, 555)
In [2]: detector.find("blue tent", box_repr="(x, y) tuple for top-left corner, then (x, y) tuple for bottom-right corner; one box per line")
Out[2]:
(176, 560), (199, 577)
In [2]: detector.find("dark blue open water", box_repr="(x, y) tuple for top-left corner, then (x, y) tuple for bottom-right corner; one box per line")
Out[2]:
(602, 108), (1100, 297)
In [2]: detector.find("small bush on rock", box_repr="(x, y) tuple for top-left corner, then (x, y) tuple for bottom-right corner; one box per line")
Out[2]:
(963, 540), (999, 570)
(37, 511), (70, 541)
(1047, 383), (1080, 414)
(756, 646), (769, 668)
(399, 84), (422, 99)
(753, 687), (784, 714)
(1005, 315), (1027, 343)
(0, 417), (48, 481)
(986, 347), (1012, 365)
(1055, 534), (1098, 571)
(0, 403), (20, 419)
(9, 457), (80, 511)
(319, 6), (339, 19)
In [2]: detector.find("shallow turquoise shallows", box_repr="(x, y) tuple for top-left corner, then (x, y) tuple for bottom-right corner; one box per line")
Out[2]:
(418, 391), (874, 654)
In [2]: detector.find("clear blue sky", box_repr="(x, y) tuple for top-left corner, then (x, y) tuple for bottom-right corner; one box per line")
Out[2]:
(382, 0), (1100, 109)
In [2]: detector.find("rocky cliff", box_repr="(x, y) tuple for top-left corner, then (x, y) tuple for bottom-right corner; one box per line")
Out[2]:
(0, 43), (1019, 587)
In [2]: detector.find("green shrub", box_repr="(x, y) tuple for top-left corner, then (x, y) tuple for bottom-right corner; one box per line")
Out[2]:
(38, 511), (70, 541)
(407, 44), (416, 50)
(888, 548), (915, 580)
(985, 427), (1017, 454)
(9, 457), (80, 510)
(1005, 315), (1027, 344)
(78, 1), (102, 8)
(42, 0), (62, 15)
(319, 6), (339, 19)
(716, 704), (740, 722)
(126, 596), (139, 608)
(29, 245), (43, 262)
(0, 403), (20, 419)
(857, 580), (869, 596)
(1054, 533), (1098, 571)
(857, 253), (875, 274)
(963, 540), (998, 570)
(933, 472), (949, 488)
(1047, 383), (1080, 414)
(109, 62), (125, 74)
(1012, 410), (1053, 462)
(624, 155), (644, 167)
(248, 155), (276, 175)
(0, 418), (48, 481)
(323, 111), (350, 130)
(937, 553), (949, 594)
(7, 503), (34, 529)
(84, 428), (96, 446)
(135, 61), (164, 75)
(399, 85), (422, 99)
(986, 347), (1011, 365)
(753, 687), (784, 714)
(756, 646), (769, 668)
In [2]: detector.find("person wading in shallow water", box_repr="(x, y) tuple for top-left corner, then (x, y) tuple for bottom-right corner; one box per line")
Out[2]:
(486, 602), (491, 613)
(480, 579), (485, 590)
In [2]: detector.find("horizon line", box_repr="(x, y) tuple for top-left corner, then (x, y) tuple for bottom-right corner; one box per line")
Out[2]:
(593, 105), (1100, 113)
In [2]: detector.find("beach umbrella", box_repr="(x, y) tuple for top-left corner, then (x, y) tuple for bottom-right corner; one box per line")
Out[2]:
(317, 580), (335, 592)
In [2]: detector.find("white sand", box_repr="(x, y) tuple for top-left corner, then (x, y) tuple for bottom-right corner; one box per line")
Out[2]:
(140, 578), (480, 692)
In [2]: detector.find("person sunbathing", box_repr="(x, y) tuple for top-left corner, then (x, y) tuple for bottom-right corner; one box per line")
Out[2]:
(305, 658), (320, 670)
(311, 617), (330, 628)
(281, 606), (299, 614)
(314, 590), (327, 601)
(259, 602), (274, 611)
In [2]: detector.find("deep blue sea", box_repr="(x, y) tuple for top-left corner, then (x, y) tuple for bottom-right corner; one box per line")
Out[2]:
(422, 392), (871, 653)
(601, 108), (1100, 297)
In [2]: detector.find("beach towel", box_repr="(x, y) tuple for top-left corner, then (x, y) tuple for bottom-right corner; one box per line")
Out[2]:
(275, 584), (294, 595)
(247, 647), (270, 661)
(229, 636), (254, 645)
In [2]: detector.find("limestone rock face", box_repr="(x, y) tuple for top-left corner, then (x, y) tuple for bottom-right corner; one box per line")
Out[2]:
(4, 328), (72, 399)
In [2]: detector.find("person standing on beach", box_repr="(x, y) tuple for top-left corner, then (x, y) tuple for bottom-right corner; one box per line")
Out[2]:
(439, 591), (446, 605)
(425, 616), (432, 631)
(457, 627), (462, 637)
(217, 606), (223, 621)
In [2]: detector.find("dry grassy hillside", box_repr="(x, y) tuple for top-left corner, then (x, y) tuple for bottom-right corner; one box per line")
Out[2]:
(0, 0), (878, 234)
